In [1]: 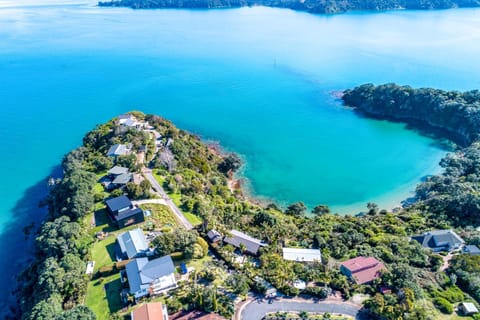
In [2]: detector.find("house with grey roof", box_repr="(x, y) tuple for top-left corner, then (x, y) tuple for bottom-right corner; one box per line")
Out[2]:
(117, 228), (150, 260)
(207, 230), (222, 243)
(464, 245), (480, 255)
(108, 166), (129, 176)
(112, 173), (133, 185)
(106, 144), (131, 157)
(105, 195), (144, 229)
(223, 230), (266, 256)
(411, 229), (464, 252)
(104, 166), (132, 190)
(125, 256), (177, 299)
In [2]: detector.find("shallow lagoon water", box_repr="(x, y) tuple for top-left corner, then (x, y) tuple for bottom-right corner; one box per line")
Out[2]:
(1, 2), (480, 312)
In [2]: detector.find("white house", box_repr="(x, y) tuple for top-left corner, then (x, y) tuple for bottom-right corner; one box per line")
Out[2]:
(117, 228), (150, 260)
(459, 302), (479, 315)
(125, 256), (177, 299)
(282, 248), (321, 262)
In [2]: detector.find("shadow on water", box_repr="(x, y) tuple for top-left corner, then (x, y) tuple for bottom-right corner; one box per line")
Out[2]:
(352, 109), (460, 151)
(0, 165), (62, 319)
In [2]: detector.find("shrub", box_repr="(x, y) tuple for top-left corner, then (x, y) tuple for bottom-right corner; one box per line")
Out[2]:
(281, 285), (300, 296)
(304, 286), (328, 299)
(197, 237), (209, 257)
(170, 252), (184, 261)
(438, 286), (464, 303)
(433, 297), (453, 314)
(98, 265), (115, 277)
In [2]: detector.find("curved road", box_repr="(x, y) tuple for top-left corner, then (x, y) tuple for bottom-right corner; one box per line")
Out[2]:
(241, 298), (364, 320)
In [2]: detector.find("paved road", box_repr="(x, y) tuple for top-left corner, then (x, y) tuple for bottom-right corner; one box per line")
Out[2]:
(142, 169), (193, 230)
(241, 298), (364, 320)
(132, 199), (167, 206)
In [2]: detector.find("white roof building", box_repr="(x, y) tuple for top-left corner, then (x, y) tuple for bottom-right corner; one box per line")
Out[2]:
(85, 261), (95, 275)
(460, 302), (479, 315)
(282, 248), (321, 262)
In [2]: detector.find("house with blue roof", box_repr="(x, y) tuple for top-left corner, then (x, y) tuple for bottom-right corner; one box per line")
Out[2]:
(117, 228), (150, 260)
(125, 256), (177, 299)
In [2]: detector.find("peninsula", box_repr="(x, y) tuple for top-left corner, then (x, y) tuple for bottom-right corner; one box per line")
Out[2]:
(98, 0), (480, 14)
(15, 84), (480, 320)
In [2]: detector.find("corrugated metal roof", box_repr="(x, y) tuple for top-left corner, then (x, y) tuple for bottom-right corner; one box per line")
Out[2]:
(117, 228), (148, 259)
(112, 173), (133, 184)
(223, 229), (266, 255)
(461, 302), (479, 313)
(126, 258), (150, 294)
(282, 248), (321, 262)
(108, 166), (129, 175)
(412, 229), (464, 250)
(126, 256), (176, 295)
(107, 144), (129, 156)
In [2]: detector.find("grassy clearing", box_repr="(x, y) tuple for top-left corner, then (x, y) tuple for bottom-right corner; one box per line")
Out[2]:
(86, 273), (123, 320)
(416, 299), (475, 320)
(140, 203), (179, 230)
(91, 235), (117, 272)
(174, 254), (212, 272)
(93, 182), (104, 194)
(152, 171), (165, 186)
(184, 212), (202, 226)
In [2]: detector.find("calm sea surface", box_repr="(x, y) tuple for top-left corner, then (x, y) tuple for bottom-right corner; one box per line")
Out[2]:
(1, 1), (480, 311)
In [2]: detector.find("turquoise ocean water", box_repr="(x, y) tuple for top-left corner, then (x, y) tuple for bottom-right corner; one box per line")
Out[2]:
(1, 1), (480, 312)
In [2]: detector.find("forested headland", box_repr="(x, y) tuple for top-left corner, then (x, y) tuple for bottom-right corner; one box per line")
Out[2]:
(98, 0), (480, 13)
(13, 102), (480, 320)
(343, 83), (480, 226)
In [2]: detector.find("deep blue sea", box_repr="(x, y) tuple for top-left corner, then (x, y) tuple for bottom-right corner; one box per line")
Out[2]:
(1, 1), (480, 313)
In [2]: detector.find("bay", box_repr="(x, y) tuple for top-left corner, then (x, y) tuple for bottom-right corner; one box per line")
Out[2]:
(1, 2), (480, 312)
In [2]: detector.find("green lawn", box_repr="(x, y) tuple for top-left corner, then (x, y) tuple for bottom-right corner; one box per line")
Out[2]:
(91, 235), (117, 272)
(86, 235), (124, 320)
(152, 171), (165, 186)
(93, 182), (105, 194)
(174, 254), (212, 271)
(183, 212), (202, 226)
(86, 273), (123, 320)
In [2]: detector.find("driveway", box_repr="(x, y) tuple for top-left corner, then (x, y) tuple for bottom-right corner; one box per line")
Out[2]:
(241, 297), (365, 320)
(142, 169), (193, 230)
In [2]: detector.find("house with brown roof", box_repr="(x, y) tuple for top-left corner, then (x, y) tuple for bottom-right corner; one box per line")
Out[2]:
(131, 302), (168, 320)
(340, 256), (385, 285)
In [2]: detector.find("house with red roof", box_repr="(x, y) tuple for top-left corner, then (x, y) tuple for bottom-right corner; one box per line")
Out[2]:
(131, 302), (168, 320)
(340, 256), (385, 285)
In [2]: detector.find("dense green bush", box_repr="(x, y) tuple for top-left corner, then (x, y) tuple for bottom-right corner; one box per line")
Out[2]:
(433, 297), (454, 314)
